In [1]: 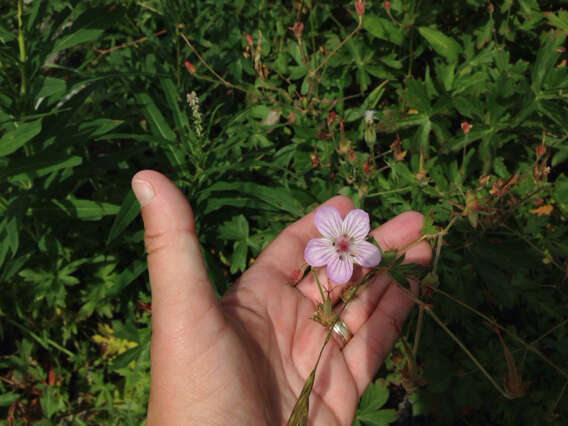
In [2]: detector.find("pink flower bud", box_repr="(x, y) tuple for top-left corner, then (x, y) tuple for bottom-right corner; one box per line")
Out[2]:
(184, 60), (195, 74)
(288, 21), (304, 39)
(461, 121), (471, 134)
(327, 111), (336, 128)
(535, 140), (546, 157)
(355, 0), (365, 16)
(245, 33), (253, 48)
(383, 1), (391, 12)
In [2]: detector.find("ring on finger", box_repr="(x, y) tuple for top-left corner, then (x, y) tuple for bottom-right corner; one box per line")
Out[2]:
(332, 320), (352, 349)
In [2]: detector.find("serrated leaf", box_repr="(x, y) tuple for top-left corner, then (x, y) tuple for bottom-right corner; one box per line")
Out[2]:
(531, 32), (566, 92)
(230, 240), (248, 273)
(421, 216), (436, 235)
(218, 215), (249, 241)
(357, 409), (399, 425)
(418, 27), (461, 63)
(359, 381), (390, 412)
(363, 15), (404, 46)
(0, 119), (42, 157)
(544, 10), (568, 32)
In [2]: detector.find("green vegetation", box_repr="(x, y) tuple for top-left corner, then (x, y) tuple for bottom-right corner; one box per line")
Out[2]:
(1, 0), (567, 424)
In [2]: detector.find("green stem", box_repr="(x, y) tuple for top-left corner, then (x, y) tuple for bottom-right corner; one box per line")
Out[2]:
(424, 305), (508, 397)
(17, 0), (26, 96)
(366, 186), (411, 198)
(313, 270), (326, 303)
(430, 285), (568, 380)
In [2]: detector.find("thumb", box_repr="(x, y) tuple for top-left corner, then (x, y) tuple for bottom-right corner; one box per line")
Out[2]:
(132, 170), (224, 416)
(132, 170), (221, 335)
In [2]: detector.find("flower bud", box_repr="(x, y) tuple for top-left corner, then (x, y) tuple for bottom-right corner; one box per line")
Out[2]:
(184, 60), (195, 74)
(355, 0), (365, 17)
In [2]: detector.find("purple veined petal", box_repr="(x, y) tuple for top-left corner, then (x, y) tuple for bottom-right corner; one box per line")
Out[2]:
(342, 209), (370, 241)
(304, 238), (336, 267)
(352, 240), (382, 268)
(326, 254), (354, 284)
(314, 206), (343, 239)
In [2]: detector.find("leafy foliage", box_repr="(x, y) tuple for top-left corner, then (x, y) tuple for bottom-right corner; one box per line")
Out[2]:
(1, 0), (567, 424)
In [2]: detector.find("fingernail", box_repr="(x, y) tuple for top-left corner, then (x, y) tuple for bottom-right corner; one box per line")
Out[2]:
(132, 180), (155, 206)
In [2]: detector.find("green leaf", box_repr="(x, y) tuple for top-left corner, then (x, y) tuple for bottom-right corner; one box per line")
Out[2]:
(107, 191), (140, 244)
(4, 153), (82, 181)
(554, 173), (568, 216)
(136, 93), (176, 142)
(359, 381), (389, 411)
(363, 15), (404, 46)
(230, 240), (248, 273)
(218, 215), (250, 241)
(53, 28), (105, 52)
(37, 77), (67, 100)
(357, 409), (398, 425)
(0, 392), (19, 406)
(107, 260), (147, 297)
(79, 118), (124, 138)
(199, 182), (305, 217)
(544, 10), (568, 33)
(52, 7), (120, 52)
(0, 119), (42, 157)
(421, 216), (436, 235)
(39, 385), (63, 419)
(418, 27), (461, 63)
(50, 197), (120, 221)
(160, 78), (189, 133)
(531, 32), (566, 92)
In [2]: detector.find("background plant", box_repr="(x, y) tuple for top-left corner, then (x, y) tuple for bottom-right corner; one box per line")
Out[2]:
(0, 0), (567, 424)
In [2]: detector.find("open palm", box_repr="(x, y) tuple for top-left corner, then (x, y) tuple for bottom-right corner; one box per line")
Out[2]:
(133, 171), (431, 425)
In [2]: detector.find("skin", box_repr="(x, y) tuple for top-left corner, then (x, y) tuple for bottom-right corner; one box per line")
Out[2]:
(132, 170), (432, 426)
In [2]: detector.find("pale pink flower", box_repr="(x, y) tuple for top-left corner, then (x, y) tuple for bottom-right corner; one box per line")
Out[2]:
(304, 206), (381, 284)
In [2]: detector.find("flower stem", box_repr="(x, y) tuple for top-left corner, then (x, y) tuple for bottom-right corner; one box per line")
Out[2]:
(17, 0), (26, 96)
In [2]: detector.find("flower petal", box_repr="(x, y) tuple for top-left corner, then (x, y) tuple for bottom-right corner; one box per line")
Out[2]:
(326, 254), (354, 284)
(342, 209), (370, 241)
(304, 238), (336, 267)
(352, 240), (381, 268)
(314, 206), (343, 239)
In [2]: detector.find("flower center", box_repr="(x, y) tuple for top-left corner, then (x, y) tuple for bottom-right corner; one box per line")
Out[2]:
(335, 237), (350, 253)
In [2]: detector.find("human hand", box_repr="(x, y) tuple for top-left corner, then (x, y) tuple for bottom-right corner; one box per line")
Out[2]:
(131, 170), (432, 425)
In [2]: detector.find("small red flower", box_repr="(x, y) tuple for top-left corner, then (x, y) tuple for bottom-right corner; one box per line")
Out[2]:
(184, 60), (195, 74)
(383, 1), (391, 12)
(461, 121), (471, 134)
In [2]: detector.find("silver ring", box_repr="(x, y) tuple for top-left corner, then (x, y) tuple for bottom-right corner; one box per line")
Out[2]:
(332, 320), (352, 349)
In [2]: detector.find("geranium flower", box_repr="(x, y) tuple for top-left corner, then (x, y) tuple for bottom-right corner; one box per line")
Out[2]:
(304, 206), (381, 284)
